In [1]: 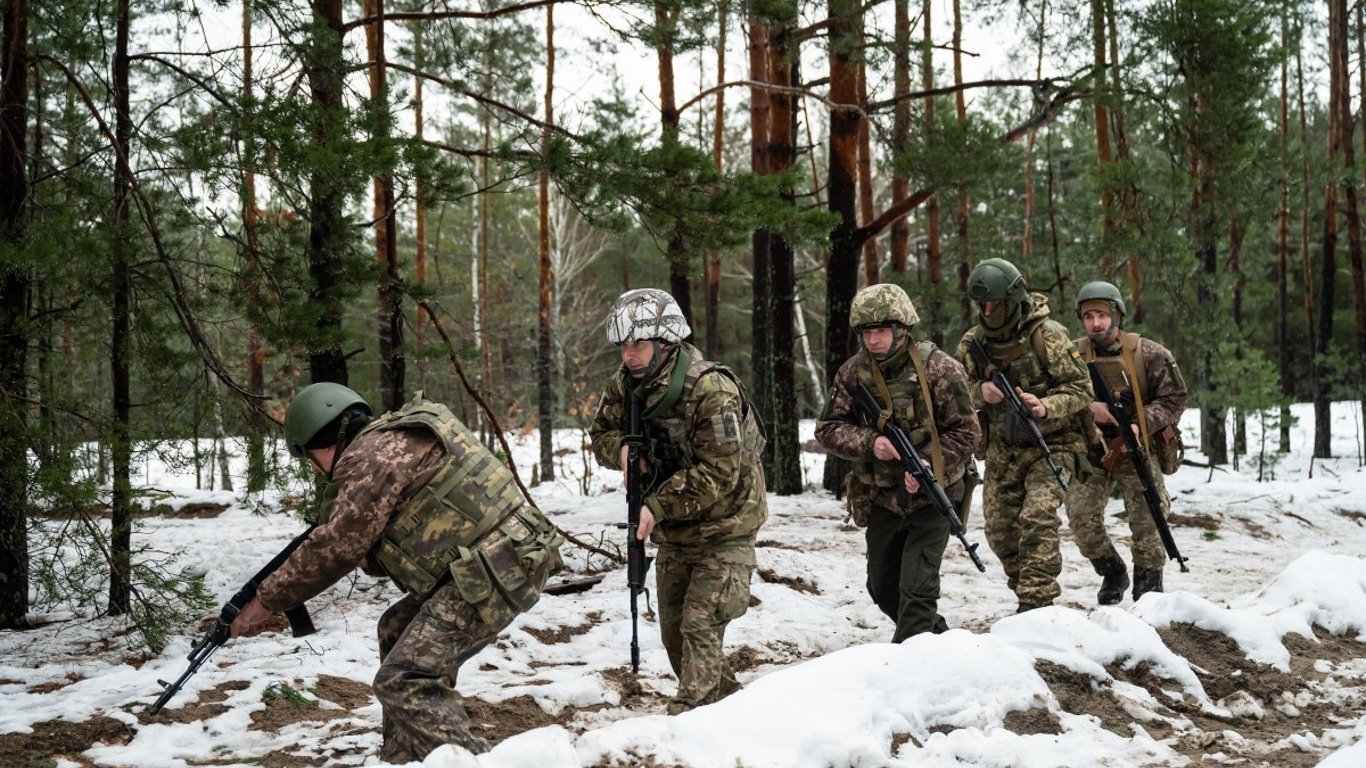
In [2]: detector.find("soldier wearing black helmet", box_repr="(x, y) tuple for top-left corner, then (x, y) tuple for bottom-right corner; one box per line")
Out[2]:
(589, 288), (767, 715)
(1065, 281), (1189, 603)
(955, 259), (1096, 612)
(816, 284), (981, 640)
(232, 383), (564, 763)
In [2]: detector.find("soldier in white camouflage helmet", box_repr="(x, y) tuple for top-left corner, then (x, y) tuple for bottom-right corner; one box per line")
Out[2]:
(590, 288), (768, 715)
(818, 283), (981, 640)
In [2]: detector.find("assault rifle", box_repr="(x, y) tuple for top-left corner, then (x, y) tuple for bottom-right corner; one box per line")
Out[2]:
(615, 390), (654, 673)
(1087, 362), (1190, 573)
(853, 382), (987, 573)
(968, 338), (1070, 493)
(149, 526), (317, 714)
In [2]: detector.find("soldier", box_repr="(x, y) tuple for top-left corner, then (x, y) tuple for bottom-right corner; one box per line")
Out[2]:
(589, 289), (767, 715)
(816, 284), (981, 641)
(230, 383), (564, 763)
(1065, 281), (1189, 603)
(955, 258), (1095, 612)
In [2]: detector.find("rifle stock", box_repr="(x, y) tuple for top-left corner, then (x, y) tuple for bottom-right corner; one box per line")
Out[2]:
(853, 382), (986, 573)
(968, 338), (1070, 493)
(1086, 363), (1189, 572)
(148, 526), (317, 715)
(615, 390), (653, 673)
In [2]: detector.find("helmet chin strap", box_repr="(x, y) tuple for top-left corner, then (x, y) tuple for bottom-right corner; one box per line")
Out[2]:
(630, 340), (674, 379)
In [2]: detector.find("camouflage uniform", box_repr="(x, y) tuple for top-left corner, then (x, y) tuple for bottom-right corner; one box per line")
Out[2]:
(1065, 333), (1188, 575)
(816, 341), (980, 641)
(259, 397), (563, 764)
(956, 294), (1094, 608)
(589, 341), (767, 713)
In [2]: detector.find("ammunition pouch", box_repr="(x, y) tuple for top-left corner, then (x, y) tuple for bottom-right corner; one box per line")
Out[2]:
(844, 472), (873, 528)
(1152, 425), (1183, 475)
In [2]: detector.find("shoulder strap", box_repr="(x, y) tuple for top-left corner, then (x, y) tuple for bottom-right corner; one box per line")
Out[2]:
(1119, 332), (1152, 450)
(641, 347), (693, 421)
(1027, 319), (1054, 385)
(908, 341), (947, 485)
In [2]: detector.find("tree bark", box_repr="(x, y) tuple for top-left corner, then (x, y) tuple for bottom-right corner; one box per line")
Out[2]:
(749, 17), (773, 471)
(1315, 0), (1341, 460)
(657, 2), (693, 327)
(1277, 6), (1291, 453)
(537, 4), (556, 482)
(109, 0), (133, 615)
(365, 0), (403, 409)
(921, 0), (943, 344)
(306, 0), (348, 384)
(767, 26), (801, 495)
(889, 0), (910, 273)
(0, 0), (30, 628)
(857, 62), (876, 286)
(241, 0), (267, 492)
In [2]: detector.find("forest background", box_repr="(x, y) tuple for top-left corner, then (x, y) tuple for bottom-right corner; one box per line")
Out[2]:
(1, 0), (1365, 643)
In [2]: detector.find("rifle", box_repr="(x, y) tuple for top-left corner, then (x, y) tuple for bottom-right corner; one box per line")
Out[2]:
(1086, 362), (1190, 573)
(968, 338), (1070, 493)
(853, 382), (987, 573)
(614, 390), (653, 673)
(149, 526), (317, 714)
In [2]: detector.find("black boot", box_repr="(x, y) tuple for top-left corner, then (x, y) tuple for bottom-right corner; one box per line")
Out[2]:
(1133, 567), (1164, 601)
(1092, 552), (1130, 606)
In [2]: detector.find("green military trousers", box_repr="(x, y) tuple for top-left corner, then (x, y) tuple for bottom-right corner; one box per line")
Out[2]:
(865, 503), (951, 641)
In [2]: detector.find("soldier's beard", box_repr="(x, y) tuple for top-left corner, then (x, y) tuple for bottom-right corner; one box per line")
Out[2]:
(1087, 325), (1120, 348)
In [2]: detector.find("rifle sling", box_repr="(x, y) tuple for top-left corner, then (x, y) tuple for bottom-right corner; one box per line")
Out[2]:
(870, 344), (947, 486)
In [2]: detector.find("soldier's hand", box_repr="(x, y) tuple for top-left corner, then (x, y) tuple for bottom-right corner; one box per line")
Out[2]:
(619, 444), (648, 486)
(903, 471), (920, 495)
(980, 381), (1004, 404)
(636, 507), (656, 541)
(1018, 388), (1047, 418)
(873, 435), (900, 462)
(229, 596), (275, 640)
(1091, 401), (1117, 426)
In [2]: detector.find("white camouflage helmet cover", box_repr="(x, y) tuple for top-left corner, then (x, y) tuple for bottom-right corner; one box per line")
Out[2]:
(606, 288), (692, 344)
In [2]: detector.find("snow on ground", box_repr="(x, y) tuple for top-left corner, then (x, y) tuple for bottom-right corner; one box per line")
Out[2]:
(1, 402), (1365, 767)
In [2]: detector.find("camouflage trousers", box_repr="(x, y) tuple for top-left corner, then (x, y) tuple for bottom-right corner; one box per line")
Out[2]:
(982, 449), (1078, 606)
(865, 502), (951, 642)
(1065, 461), (1170, 571)
(373, 581), (517, 764)
(655, 541), (754, 710)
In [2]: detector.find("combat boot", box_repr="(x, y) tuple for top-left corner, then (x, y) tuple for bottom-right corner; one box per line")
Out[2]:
(1016, 600), (1052, 613)
(1132, 567), (1164, 601)
(1092, 552), (1130, 606)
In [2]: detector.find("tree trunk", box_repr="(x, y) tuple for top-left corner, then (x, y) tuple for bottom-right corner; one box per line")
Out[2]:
(951, 0), (970, 285)
(413, 22), (428, 391)
(767, 28), (801, 495)
(1349, 0), (1366, 454)
(109, 0), (133, 616)
(0, 0), (30, 629)
(889, 0), (910, 274)
(306, 0), (348, 384)
(241, 0), (267, 491)
(1315, 0), (1342, 460)
(1277, 6), (1291, 453)
(749, 18), (773, 470)
(823, 0), (861, 492)
(1092, 0), (1116, 277)
(365, 0), (403, 409)
(857, 62), (877, 286)
(921, 0), (943, 345)
(705, 1), (728, 361)
(657, 3), (693, 327)
(537, 5), (556, 482)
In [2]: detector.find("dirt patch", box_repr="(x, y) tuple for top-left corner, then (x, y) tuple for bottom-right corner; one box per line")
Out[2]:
(1034, 660), (1134, 736)
(755, 538), (800, 550)
(727, 645), (766, 673)
(248, 682), (352, 732)
(312, 674), (373, 709)
(1003, 706), (1062, 735)
(0, 715), (132, 767)
(599, 665), (670, 711)
(756, 567), (820, 594)
(523, 622), (594, 644)
(145, 679), (249, 724)
(172, 502), (230, 518)
(1158, 623), (1301, 701)
(1333, 507), (1366, 525)
(466, 694), (566, 745)
(1166, 512), (1220, 530)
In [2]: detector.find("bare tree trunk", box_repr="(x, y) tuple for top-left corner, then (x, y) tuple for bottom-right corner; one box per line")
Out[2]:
(1277, 6), (1292, 453)
(307, 0), (348, 384)
(857, 62), (877, 286)
(109, 0), (133, 615)
(889, 0), (910, 274)
(1350, 0), (1366, 453)
(951, 0), (970, 281)
(537, 5), (556, 482)
(1092, 0), (1115, 277)
(0, 0), (31, 628)
(748, 17), (773, 469)
(1315, 0), (1342, 460)
(921, 0), (943, 345)
(365, 0), (403, 409)
(240, 0), (268, 491)
(657, 3), (693, 326)
(705, 0), (728, 360)
(413, 22), (428, 391)
(1022, 1), (1047, 264)
(1105, 0), (1142, 321)
(478, 121), (493, 442)
(767, 27), (801, 495)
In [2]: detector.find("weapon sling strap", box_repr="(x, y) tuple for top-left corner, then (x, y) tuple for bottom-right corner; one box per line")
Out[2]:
(641, 345), (692, 421)
(868, 343), (947, 485)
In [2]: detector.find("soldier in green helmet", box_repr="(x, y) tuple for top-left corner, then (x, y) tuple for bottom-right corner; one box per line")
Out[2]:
(955, 259), (1096, 612)
(589, 288), (768, 715)
(231, 382), (564, 763)
(1065, 281), (1189, 603)
(816, 283), (981, 640)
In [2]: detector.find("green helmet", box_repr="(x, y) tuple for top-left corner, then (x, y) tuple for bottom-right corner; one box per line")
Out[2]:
(967, 259), (1032, 337)
(1076, 280), (1126, 320)
(283, 382), (372, 457)
(966, 259), (1029, 304)
(850, 283), (919, 329)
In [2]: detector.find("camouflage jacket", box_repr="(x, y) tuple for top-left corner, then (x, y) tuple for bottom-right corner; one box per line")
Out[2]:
(1077, 331), (1189, 443)
(589, 342), (767, 548)
(257, 429), (445, 613)
(955, 293), (1094, 455)
(816, 342), (981, 511)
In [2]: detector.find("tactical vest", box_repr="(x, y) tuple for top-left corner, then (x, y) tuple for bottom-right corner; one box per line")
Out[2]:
(850, 342), (963, 491)
(323, 394), (564, 618)
(638, 346), (766, 473)
(967, 317), (1087, 447)
(1076, 331), (1178, 466)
